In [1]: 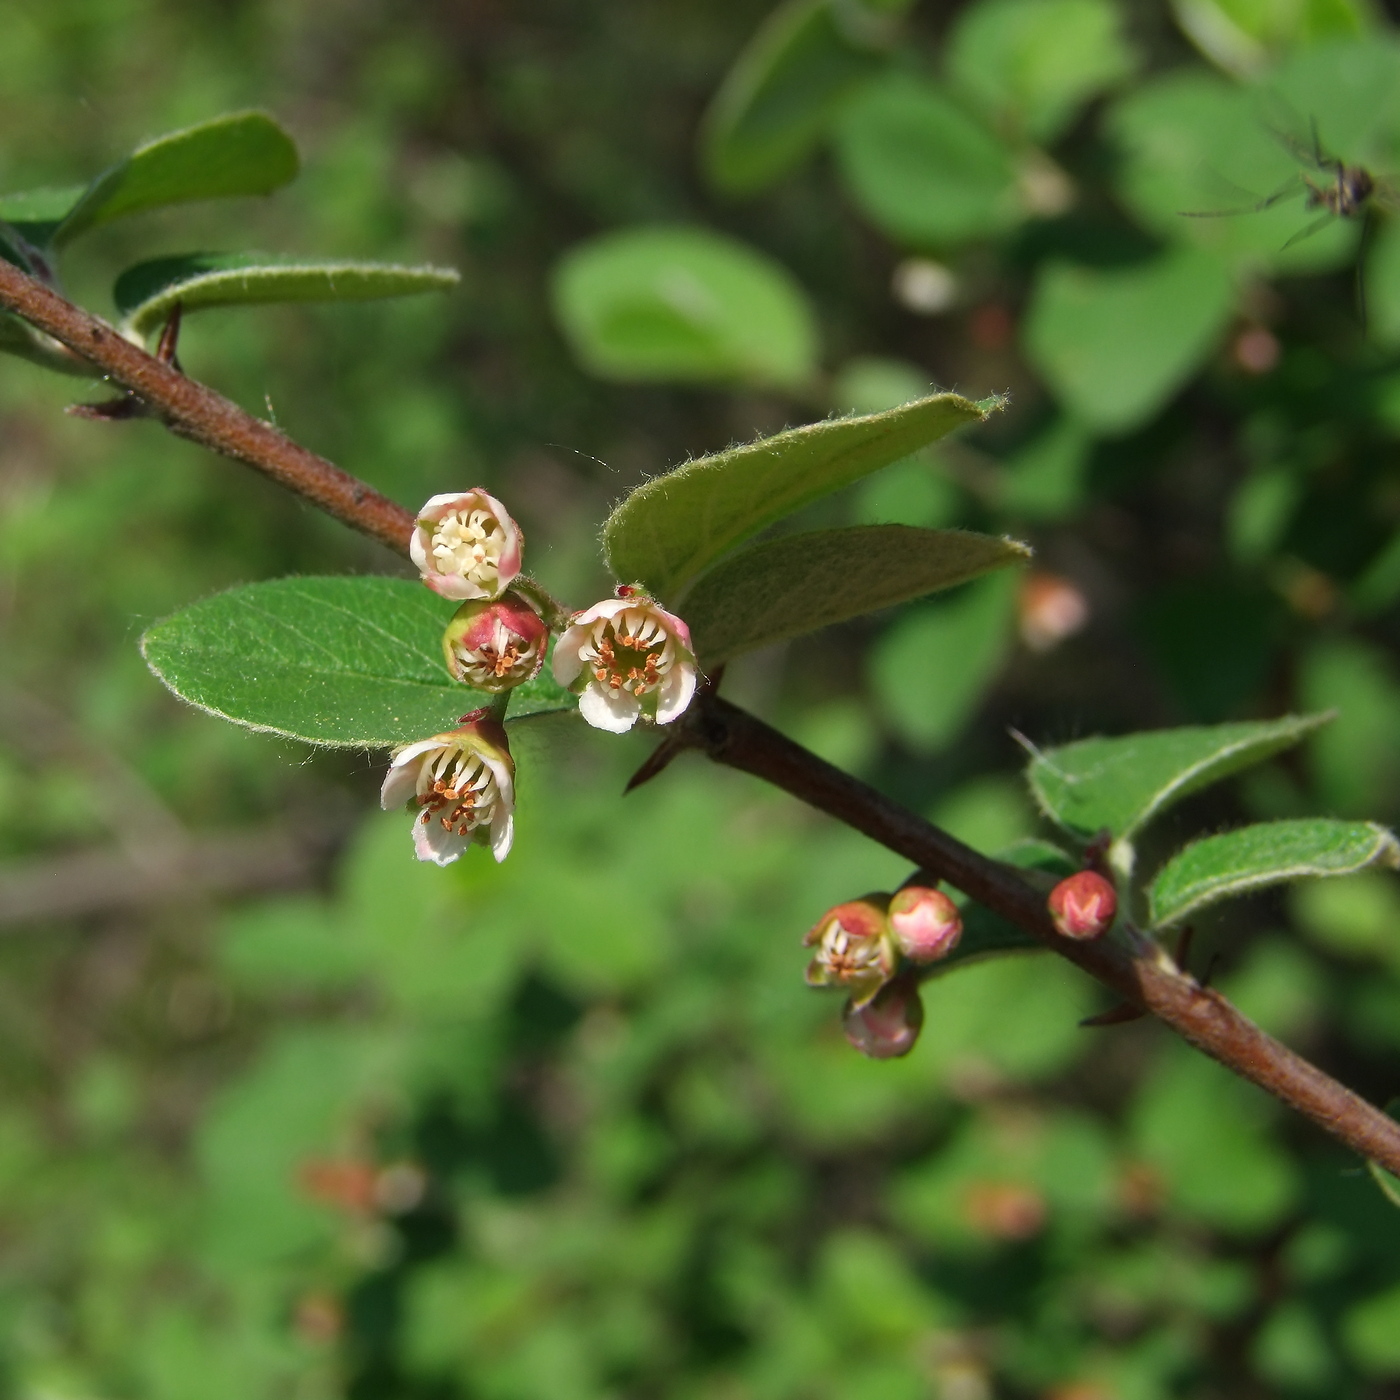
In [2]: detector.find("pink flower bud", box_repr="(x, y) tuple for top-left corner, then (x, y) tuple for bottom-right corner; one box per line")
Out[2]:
(552, 591), (698, 733)
(888, 885), (962, 963)
(842, 976), (924, 1059)
(410, 489), (523, 601)
(803, 896), (896, 1008)
(380, 717), (515, 864)
(442, 592), (548, 692)
(1048, 870), (1117, 940)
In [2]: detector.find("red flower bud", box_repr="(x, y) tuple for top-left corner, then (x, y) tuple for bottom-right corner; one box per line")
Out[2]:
(442, 591), (548, 691)
(888, 885), (962, 963)
(842, 976), (924, 1059)
(1048, 870), (1117, 940)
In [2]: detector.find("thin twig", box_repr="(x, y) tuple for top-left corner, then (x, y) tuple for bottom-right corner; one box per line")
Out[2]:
(4, 257), (1400, 1174)
(0, 259), (416, 556)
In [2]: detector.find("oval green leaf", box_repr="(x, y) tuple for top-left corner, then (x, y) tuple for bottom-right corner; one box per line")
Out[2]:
(1023, 247), (1236, 435)
(1025, 713), (1335, 842)
(55, 111), (300, 247)
(605, 390), (994, 601)
(115, 254), (460, 337)
(140, 576), (575, 749)
(1149, 818), (1400, 929)
(700, 0), (883, 195)
(551, 225), (819, 389)
(684, 524), (1029, 668)
(832, 73), (1020, 246)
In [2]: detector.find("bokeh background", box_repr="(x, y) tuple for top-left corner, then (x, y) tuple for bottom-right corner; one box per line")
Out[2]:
(5, 0), (1400, 1395)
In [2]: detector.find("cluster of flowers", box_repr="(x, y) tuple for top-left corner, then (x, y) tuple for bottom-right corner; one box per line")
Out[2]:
(808, 870), (1119, 1058)
(381, 489), (699, 865)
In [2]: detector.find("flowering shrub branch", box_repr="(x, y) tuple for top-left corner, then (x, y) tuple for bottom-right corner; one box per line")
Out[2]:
(3, 246), (1400, 1180)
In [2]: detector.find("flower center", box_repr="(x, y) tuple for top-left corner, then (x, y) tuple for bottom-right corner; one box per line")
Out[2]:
(415, 747), (497, 837)
(582, 609), (673, 697)
(818, 925), (884, 982)
(453, 619), (536, 687)
(430, 508), (505, 587)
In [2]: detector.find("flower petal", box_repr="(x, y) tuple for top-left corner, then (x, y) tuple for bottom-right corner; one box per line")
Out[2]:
(551, 623), (590, 687)
(380, 759), (423, 810)
(490, 810), (515, 862)
(412, 813), (470, 865)
(655, 659), (697, 725)
(578, 681), (641, 733)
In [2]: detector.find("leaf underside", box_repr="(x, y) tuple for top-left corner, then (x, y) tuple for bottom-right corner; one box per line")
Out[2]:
(1026, 713), (1334, 842)
(140, 576), (575, 750)
(605, 391), (995, 601)
(1149, 818), (1400, 928)
(115, 255), (461, 336)
(684, 524), (1029, 668)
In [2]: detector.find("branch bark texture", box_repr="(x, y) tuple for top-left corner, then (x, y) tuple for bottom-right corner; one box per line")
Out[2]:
(4, 257), (1400, 1175)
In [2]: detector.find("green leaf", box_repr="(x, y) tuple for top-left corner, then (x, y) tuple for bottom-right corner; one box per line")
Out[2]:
(1366, 217), (1400, 349)
(1023, 248), (1236, 435)
(1171, 0), (1374, 77)
(946, 0), (1136, 144)
(683, 524), (1029, 668)
(1149, 819), (1400, 928)
(54, 111), (299, 247)
(551, 225), (818, 389)
(0, 184), (87, 247)
(604, 391), (992, 600)
(700, 0), (883, 195)
(114, 254), (460, 337)
(1025, 713), (1334, 842)
(140, 576), (574, 749)
(1107, 70), (1356, 272)
(869, 568), (1018, 752)
(832, 73), (1021, 246)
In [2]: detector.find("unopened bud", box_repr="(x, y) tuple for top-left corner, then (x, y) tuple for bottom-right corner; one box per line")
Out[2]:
(1048, 871), (1117, 940)
(442, 591), (548, 691)
(803, 895), (896, 1008)
(888, 885), (962, 963)
(842, 976), (924, 1059)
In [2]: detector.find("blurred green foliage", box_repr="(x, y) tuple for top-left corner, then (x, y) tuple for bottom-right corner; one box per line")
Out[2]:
(6, 0), (1400, 1396)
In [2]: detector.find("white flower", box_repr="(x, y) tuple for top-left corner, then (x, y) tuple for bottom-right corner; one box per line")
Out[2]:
(410, 489), (523, 601)
(379, 717), (515, 864)
(442, 593), (549, 692)
(552, 590), (698, 733)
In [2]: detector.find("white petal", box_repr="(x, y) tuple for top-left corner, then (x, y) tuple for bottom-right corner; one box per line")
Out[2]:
(655, 660), (697, 725)
(480, 752), (515, 809)
(551, 625), (589, 687)
(490, 810), (515, 862)
(578, 681), (640, 733)
(569, 596), (633, 629)
(412, 814), (469, 865)
(380, 761), (422, 810)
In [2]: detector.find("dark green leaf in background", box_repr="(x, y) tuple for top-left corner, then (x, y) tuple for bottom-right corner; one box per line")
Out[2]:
(141, 577), (575, 749)
(869, 568), (1018, 751)
(1026, 714), (1334, 842)
(700, 0), (884, 195)
(1149, 818), (1400, 928)
(946, 0), (1136, 143)
(604, 392), (993, 600)
(683, 524), (1029, 668)
(1023, 248), (1236, 435)
(0, 184), (87, 247)
(833, 73), (1021, 246)
(551, 225), (819, 389)
(54, 111), (299, 246)
(114, 254), (460, 337)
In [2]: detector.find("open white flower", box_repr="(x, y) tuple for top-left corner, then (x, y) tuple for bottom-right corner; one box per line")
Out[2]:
(410, 489), (523, 601)
(552, 590), (697, 733)
(380, 716), (515, 864)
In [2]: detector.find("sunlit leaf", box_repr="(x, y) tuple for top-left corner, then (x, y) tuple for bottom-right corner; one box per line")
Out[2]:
(1171, 0), (1374, 77)
(833, 74), (1021, 247)
(700, 0), (882, 195)
(55, 111), (299, 246)
(1023, 248), (1236, 435)
(947, 0), (1136, 143)
(114, 254), (460, 337)
(605, 391), (992, 600)
(1026, 714), (1334, 842)
(683, 524), (1028, 667)
(1149, 818), (1400, 928)
(551, 224), (819, 389)
(140, 576), (574, 749)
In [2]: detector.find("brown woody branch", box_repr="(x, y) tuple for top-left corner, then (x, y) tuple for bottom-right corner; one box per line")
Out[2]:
(3, 256), (1400, 1176)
